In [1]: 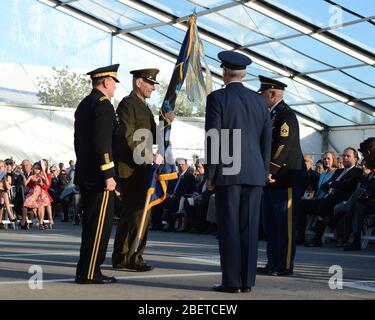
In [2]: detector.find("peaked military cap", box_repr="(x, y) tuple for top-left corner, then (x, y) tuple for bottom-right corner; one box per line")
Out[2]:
(218, 51), (252, 70)
(87, 64), (120, 83)
(130, 68), (160, 84)
(258, 75), (287, 92)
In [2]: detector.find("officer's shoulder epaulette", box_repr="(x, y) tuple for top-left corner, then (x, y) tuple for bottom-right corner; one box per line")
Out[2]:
(99, 96), (110, 102)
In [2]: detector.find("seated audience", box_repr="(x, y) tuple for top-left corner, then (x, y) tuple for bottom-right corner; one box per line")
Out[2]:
(306, 147), (362, 247)
(163, 158), (196, 232)
(297, 151), (338, 244)
(343, 138), (375, 251)
(23, 162), (51, 230)
(0, 160), (16, 224)
(177, 159), (214, 233)
(315, 159), (325, 174)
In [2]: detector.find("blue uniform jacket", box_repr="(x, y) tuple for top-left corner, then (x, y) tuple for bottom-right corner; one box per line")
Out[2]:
(205, 82), (272, 186)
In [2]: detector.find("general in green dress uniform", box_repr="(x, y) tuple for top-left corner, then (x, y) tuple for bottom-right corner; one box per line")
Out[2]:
(112, 68), (160, 272)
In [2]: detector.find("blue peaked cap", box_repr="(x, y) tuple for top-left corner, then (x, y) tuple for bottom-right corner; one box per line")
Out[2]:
(218, 51), (252, 70)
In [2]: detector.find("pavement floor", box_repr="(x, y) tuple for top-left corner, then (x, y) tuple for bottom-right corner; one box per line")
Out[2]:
(0, 220), (374, 300)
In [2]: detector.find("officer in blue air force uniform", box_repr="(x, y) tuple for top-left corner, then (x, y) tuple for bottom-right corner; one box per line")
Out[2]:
(205, 51), (272, 293)
(256, 76), (307, 277)
(74, 64), (119, 284)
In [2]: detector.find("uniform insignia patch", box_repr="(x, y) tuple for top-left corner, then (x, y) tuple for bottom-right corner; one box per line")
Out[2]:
(280, 122), (289, 137)
(99, 96), (109, 102)
(104, 153), (110, 164)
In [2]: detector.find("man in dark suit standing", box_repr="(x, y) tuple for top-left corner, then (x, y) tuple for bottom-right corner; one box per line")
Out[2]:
(257, 76), (307, 277)
(74, 64), (119, 284)
(205, 51), (272, 293)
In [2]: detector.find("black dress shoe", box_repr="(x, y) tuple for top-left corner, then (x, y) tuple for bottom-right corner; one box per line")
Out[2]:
(296, 237), (306, 245)
(344, 241), (361, 251)
(256, 265), (274, 275)
(305, 238), (323, 247)
(241, 287), (252, 293)
(75, 275), (117, 284)
(163, 225), (175, 232)
(213, 284), (241, 293)
(270, 269), (293, 276)
(123, 263), (154, 272)
(344, 233), (361, 251)
(20, 223), (28, 230)
(149, 226), (163, 231)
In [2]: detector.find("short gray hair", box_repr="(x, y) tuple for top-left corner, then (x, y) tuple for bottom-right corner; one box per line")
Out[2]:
(224, 67), (246, 79)
(92, 77), (106, 87)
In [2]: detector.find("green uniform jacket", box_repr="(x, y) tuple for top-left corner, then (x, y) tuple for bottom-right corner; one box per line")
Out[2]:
(115, 91), (156, 180)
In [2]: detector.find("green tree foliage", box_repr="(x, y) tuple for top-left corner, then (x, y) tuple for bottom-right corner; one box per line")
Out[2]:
(156, 80), (205, 117)
(37, 67), (91, 108)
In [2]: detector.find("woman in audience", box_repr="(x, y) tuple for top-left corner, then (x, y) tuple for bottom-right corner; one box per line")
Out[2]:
(315, 160), (325, 174)
(0, 160), (17, 224)
(23, 162), (51, 230)
(297, 151), (338, 244)
(41, 159), (54, 226)
(178, 159), (213, 233)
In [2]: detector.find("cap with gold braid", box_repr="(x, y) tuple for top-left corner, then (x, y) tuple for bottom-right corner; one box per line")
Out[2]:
(87, 64), (120, 83)
(130, 68), (160, 84)
(258, 75), (287, 92)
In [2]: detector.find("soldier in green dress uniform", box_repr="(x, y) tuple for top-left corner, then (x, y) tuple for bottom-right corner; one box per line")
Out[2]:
(112, 68), (175, 271)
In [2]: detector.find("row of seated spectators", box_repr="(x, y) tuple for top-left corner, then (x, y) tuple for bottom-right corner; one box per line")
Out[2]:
(298, 144), (375, 251)
(148, 142), (375, 250)
(150, 157), (217, 236)
(3, 141), (374, 249)
(0, 158), (80, 230)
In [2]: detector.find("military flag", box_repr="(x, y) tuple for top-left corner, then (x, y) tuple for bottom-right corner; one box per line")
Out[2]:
(135, 14), (212, 251)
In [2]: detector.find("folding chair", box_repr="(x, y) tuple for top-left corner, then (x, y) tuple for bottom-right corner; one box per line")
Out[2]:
(361, 214), (375, 249)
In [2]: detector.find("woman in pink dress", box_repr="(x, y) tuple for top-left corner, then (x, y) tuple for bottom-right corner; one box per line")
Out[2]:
(41, 159), (54, 226)
(24, 162), (51, 230)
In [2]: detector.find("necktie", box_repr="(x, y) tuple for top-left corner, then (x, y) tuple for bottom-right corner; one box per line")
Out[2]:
(173, 174), (183, 194)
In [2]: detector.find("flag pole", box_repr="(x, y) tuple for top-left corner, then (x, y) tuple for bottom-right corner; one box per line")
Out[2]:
(135, 190), (153, 252)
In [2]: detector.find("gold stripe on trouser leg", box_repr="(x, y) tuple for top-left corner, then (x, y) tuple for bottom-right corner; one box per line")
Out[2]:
(286, 188), (293, 270)
(90, 191), (110, 279)
(88, 191), (109, 280)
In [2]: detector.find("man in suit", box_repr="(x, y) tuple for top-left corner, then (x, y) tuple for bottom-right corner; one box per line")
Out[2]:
(163, 158), (196, 232)
(344, 138), (375, 251)
(296, 154), (320, 244)
(306, 147), (362, 247)
(112, 68), (175, 272)
(205, 51), (272, 293)
(257, 76), (307, 277)
(74, 64), (119, 284)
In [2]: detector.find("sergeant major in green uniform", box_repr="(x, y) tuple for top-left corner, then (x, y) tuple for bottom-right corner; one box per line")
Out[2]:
(257, 76), (307, 277)
(74, 64), (119, 284)
(112, 68), (175, 272)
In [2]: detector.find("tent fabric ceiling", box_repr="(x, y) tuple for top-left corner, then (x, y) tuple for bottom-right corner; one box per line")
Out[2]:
(40, 0), (375, 128)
